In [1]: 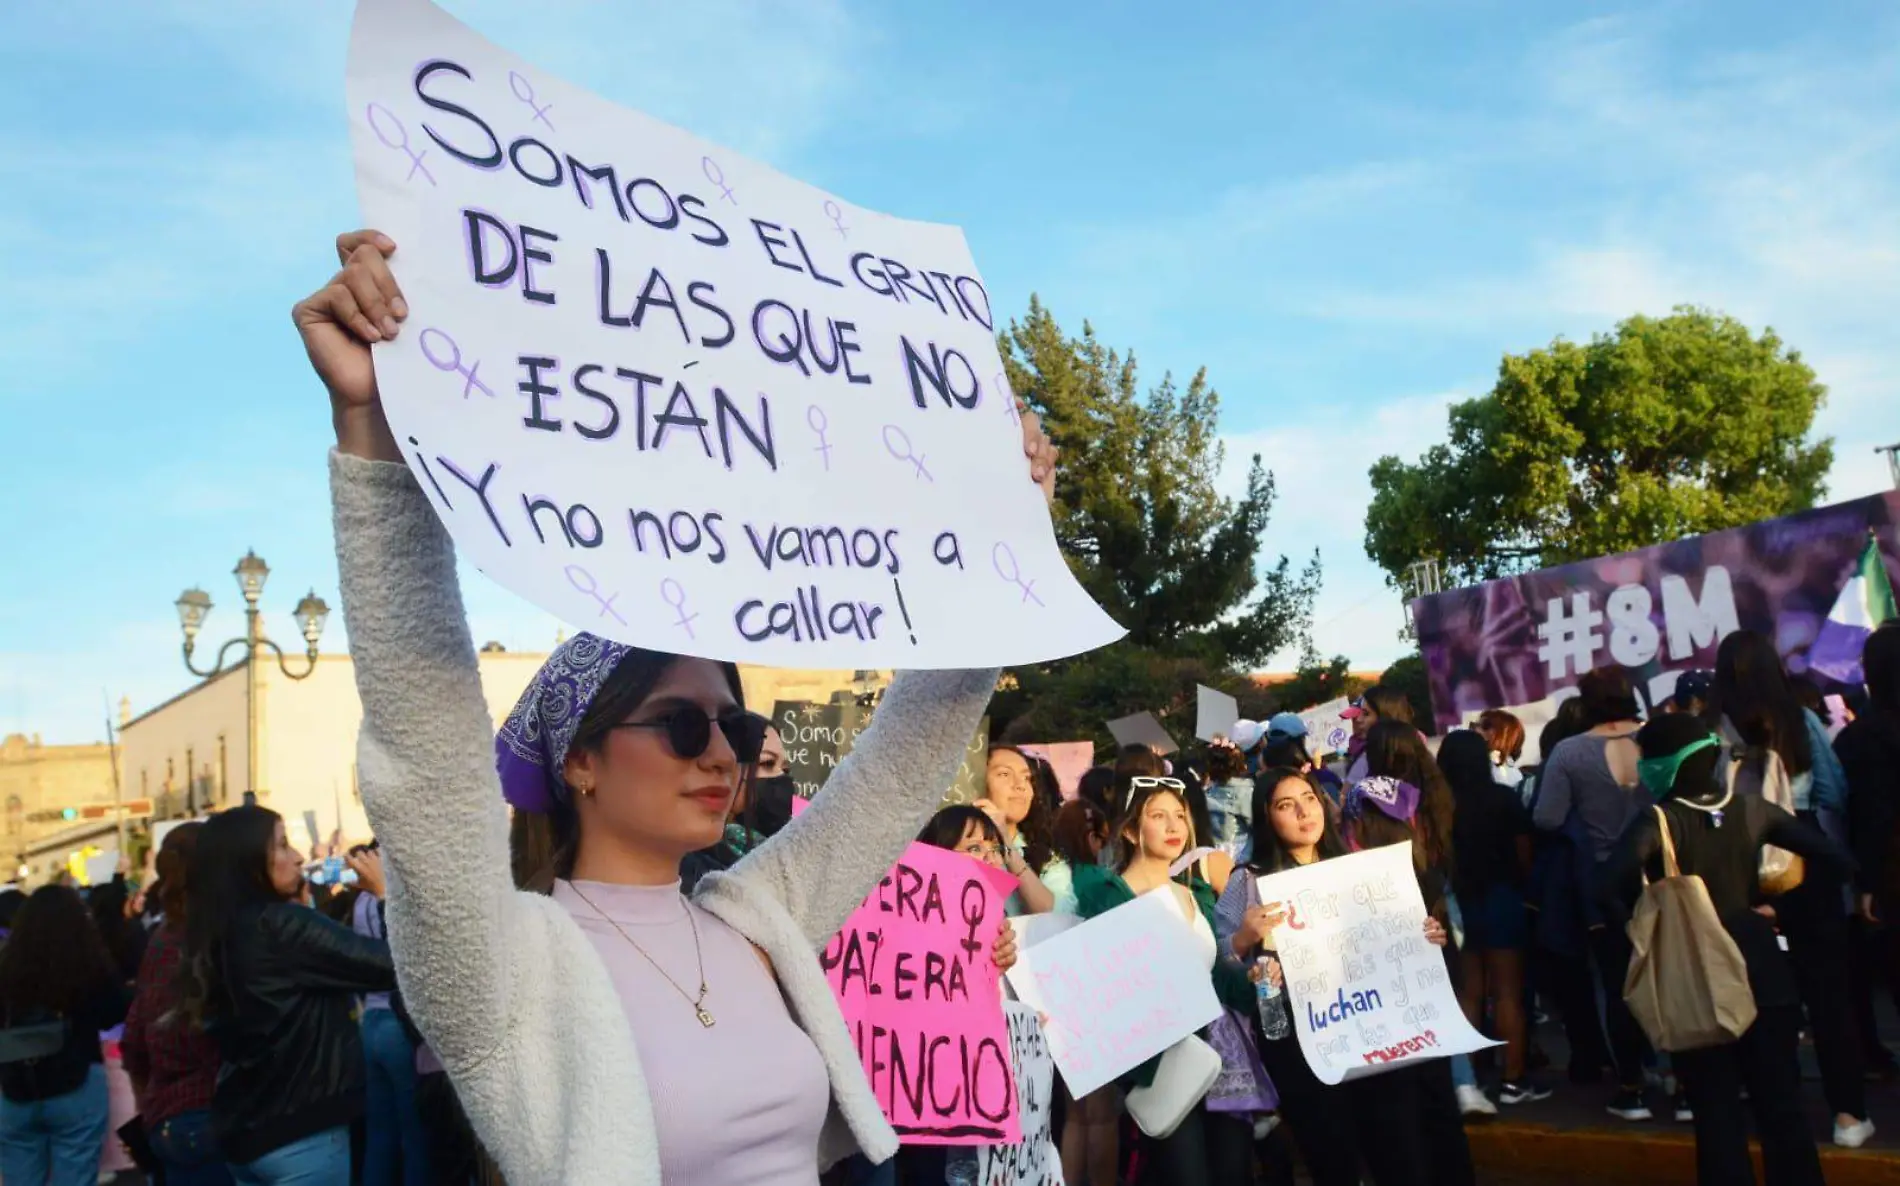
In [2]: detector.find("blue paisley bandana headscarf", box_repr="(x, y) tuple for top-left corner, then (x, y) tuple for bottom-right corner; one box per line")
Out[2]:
(495, 632), (631, 814)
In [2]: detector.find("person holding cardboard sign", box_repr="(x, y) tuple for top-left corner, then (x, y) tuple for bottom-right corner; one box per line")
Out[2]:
(297, 230), (1053, 1186)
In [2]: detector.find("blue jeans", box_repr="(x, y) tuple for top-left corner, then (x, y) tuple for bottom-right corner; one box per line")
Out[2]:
(361, 1008), (432, 1186)
(151, 1107), (235, 1186)
(1452, 1053), (1478, 1089)
(229, 1125), (351, 1186)
(0, 1063), (110, 1186)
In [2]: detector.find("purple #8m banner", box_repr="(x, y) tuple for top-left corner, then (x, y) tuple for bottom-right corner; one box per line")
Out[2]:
(1411, 492), (1900, 733)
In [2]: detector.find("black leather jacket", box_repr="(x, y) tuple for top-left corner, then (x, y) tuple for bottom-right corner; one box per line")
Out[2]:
(206, 902), (395, 1163)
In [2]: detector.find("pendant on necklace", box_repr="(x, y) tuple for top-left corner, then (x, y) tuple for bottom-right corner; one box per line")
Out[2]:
(696, 1006), (717, 1028)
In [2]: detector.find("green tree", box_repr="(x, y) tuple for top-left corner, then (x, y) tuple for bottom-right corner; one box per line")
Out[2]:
(1377, 654), (1434, 731)
(1364, 307), (1834, 588)
(1265, 648), (1364, 715)
(988, 298), (1317, 744)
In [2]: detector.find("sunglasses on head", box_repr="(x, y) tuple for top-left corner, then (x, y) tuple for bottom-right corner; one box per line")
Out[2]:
(1128, 776), (1186, 790)
(612, 706), (768, 764)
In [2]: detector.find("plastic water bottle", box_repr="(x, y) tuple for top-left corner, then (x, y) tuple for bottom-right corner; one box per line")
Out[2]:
(945, 1148), (979, 1186)
(1256, 956), (1290, 1040)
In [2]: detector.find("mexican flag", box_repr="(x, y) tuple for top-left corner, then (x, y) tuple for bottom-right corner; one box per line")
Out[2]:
(1808, 534), (1898, 684)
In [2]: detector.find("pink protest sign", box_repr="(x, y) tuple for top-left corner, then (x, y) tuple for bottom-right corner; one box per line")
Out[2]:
(1017, 741), (1096, 801)
(820, 841), (1023, 1144)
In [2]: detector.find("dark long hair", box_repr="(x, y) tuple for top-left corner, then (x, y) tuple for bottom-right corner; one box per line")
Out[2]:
(155, 822), (203, 928)
(509, 649), (750, 892)
(180, 805), (289, 1025)
(1868, 622), (1900, 720)
(1052, 799), (1109, 868)
(1577, 666), (1642, 727)
(1438, 730), (1511, 891)
(1109, 747), (1169, 821)
(1247, 767), (1346, 875)
(1360, 685), (1415, 727)
(1364, 721), (1456, 884)
(1708, 630), (1813, 775)
(0, 885), (116, 1017)
(1076, 767), (1117, 818)
(989, 746), (1057, 873)
(917, 805), (1005, 854)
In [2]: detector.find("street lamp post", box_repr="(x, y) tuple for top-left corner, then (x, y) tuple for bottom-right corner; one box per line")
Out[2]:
(174, 550), (330, 807)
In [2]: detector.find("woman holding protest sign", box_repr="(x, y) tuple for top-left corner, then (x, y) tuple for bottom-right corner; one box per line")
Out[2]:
(296, 228), (1047, 1186)
(1073, 777), (1256, 1186)
(1218, 768), (1362, 1186)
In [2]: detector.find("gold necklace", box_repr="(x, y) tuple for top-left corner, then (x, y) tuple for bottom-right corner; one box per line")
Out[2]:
(568, 882), (716, 1028)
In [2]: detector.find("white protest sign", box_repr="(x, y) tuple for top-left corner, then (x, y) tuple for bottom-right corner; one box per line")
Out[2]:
(1256, 842), (1496, 1085)
(977, 1003), (1062, 1186)
(1194, 685), (1239, 742)
(1298, 696), (1352, 759)
(1005, 887), (1221, 1097)
(345, 0), (1123, 669)
(84, 851), (119, 887)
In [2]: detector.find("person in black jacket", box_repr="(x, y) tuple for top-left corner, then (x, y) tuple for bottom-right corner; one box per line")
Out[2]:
(1842, 623), (1900, 1078)
(180, 805), (397, 1186)
(0, 884), (129, 1186)
(1599, 713), (1847, 1186)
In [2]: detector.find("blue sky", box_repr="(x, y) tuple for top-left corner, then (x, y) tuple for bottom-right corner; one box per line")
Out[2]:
(4, 0), (1897, 744)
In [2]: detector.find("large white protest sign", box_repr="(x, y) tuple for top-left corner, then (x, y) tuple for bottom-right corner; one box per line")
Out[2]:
(345, 0), (1123, 669)
(1195, 684), (1239, 742)
(1005, 888), (1221, 1097)
(1256, 842), (1496, 1085)
(1298, 696), (1353, 759)
(977, 1003), (1062, 1186)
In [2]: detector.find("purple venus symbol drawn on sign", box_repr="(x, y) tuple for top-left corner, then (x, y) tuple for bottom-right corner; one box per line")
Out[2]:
(996, 372), (1021, 425)
(702, 157), (736, 205)
(661, 579), (699, 639)
(823, 199), (849, 239)
(418, 328), (496, 399)
(365, 102), (437, 186)
(881, 425), (932, 482)
(507, 70), (554, 129)
(807, 405), (833, 471)
(992, 543), (1044, 607)
(565, 565), (627, 625)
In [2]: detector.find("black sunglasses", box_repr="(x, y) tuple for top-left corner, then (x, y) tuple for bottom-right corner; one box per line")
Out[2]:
(612, 707), (768, 764)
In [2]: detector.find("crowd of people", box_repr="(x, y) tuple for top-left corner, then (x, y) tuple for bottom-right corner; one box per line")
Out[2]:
(0, 227), (1896, 1186)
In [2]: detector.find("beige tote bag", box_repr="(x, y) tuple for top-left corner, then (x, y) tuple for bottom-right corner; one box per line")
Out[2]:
(1623, 806), (1757, 1053)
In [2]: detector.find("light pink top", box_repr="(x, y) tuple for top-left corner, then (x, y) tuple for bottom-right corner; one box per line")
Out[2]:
(556, 879), (830, 1184)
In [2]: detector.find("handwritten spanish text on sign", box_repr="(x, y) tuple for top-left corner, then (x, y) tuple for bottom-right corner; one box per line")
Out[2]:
(346, 0), (1123, 669)
(1256, 843), (1497, 1085)
(1004, 888), (1222, 1098)
(774, 700), (987, 804)
(819, 842), (1022, 1144)
(976, 1003), (1062, 1186)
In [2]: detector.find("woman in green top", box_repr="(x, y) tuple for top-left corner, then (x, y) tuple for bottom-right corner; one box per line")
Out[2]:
(1072, 777), (1255, 1186)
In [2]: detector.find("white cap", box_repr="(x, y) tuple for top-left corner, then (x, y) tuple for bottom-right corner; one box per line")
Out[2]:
(1228, 719), (1266, 751)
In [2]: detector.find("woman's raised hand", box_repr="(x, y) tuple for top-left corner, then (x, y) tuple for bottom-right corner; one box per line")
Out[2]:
(292, 231), (407, 462)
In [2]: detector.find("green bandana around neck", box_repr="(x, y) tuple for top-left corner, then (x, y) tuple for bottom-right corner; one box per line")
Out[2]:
(1637, 736), (1718, 800)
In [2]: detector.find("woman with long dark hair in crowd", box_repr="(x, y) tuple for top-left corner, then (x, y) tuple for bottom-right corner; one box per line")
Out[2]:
(1336, 776), (1473, 1185)
(1052, 798), (1110, 871)
(1844, 625), (1900, 1059)
(1531, 666), (1652, 1118)
(1343, 686), (1416, 783)
(976, 745), (1074, 914)
(180, 805), (397, 1185)
(123, 822), (231, 1186)
(1075, 778), (1255, 1185)
(296, 229), (1044, 1184)
(0, 884), (128, 1186)
(1218, 767), (1360, 1186)
(87, 872), (148, 986)
(1438, 730), (1543, 1105)
(1706, 629), (1871, 1146)
(1599, 712), (1846, 1185)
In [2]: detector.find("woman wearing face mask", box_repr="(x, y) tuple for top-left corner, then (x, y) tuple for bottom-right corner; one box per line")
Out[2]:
(1599, 713), (1847, 1186)
(296, 230), (1051, 1186)
(680, 724), (800, 894)
(975, 746), (1074, 915)
(1073, 778), (1256, 1186)
(179, 807), (397, 1185)
(1216, 769), (1361, 1186)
